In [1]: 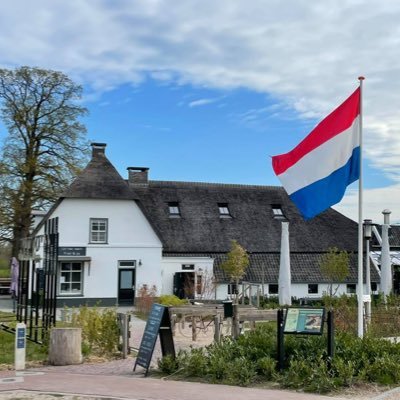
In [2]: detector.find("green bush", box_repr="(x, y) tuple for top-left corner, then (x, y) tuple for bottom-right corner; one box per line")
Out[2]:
(160, 323), (400, 393)
(69, 305), (120, 356)
(224, 356), (257, 386)
(158, 295), (188, 307)
(158, 354), (179, 374)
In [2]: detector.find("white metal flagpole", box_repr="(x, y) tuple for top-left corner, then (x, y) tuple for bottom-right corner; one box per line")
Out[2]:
(357, 76), (365, 338)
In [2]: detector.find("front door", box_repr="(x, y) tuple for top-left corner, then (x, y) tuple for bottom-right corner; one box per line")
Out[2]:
(118, 269), (135, 305)
(173, 272), (195, 299)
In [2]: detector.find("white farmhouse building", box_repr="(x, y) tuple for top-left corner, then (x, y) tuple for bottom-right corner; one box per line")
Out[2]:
(31, 143), (380, 307)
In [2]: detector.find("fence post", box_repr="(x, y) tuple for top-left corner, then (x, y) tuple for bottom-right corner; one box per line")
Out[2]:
(214, 314), (220, 343)
(191, 315), (197, 341)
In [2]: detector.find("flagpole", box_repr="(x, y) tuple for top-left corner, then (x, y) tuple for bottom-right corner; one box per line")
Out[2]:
(357, 76), (365, 338)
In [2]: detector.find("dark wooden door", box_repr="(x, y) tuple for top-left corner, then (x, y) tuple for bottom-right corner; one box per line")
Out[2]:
(118, 269), (135, 305)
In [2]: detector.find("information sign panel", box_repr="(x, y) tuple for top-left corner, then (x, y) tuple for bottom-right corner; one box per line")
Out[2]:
(284, 307), (325, 335)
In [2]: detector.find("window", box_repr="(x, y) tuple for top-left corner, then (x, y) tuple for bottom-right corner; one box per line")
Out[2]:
(90, 218), (108, 243)
(371, 282), (377, 292)
(119, 260), (135, 268)
(347, 284), (357, 294)
(228, 283), (238, 294)
(218, 203), (231, 218)
(168, 202), (181, 217)
(196, 275), (203, 295)
(308, 284), (318, 294)
(272, 205), (285, 219)
(59, 262), (83, 295)
(269, 284), (279, 294)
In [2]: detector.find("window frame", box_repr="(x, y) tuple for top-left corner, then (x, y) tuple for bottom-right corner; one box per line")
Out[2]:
(218, 203), (231, 218)
(58, 261), (83, 296)
(346, 283), (357, 294)
(89, 218), (108, 244)
(168, 202), (181, 217)
(269, 284), (279, 295)
(228, 283), (238, 295)
(308, 284), (319, 294)
(272, 204), (286, 220)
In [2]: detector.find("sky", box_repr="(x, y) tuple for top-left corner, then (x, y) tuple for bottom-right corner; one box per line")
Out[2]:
(0, 0), (400, 224)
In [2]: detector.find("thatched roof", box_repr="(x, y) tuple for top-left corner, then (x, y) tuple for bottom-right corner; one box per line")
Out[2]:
(165, 252), (380, 284)
(133, 180), (358, 254)
(62, 144), (135, 200)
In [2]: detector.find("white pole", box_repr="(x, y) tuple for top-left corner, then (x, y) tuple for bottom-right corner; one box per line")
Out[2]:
(365, 235), (371, 324)
(278, 221), (291, 306)
(381, 209), (392, 297)
(357, 76), (365, 338)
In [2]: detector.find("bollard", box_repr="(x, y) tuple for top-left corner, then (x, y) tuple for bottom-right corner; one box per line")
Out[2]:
(15, 322), (26, 370)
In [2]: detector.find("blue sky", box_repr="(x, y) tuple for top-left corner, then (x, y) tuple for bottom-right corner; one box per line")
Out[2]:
(1, 0), (400, 223)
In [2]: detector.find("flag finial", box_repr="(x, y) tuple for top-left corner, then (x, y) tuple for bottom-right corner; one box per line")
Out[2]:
(358, 76), (365, 81)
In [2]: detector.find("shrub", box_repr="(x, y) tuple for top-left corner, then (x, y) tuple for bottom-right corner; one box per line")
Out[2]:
(136, 284), (158, 316)
(158, 354), (179, 374)
(224, 356), (257, 387)
(256, 356), (276, 380)
(159, 295), (188, 307)
(163, 322), (400, 393)
(69, 305), (119, 356)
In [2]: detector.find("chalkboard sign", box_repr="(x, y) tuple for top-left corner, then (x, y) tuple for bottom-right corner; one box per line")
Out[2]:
(134, 304), (175, 375)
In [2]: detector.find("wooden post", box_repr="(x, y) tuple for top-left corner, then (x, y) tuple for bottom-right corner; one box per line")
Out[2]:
(191, 315), (197, 341)
(232, 303), (240, 339)
(214, 314), (220, 343)
(170, 314), (176, 336)
(48, 328), (82, 366)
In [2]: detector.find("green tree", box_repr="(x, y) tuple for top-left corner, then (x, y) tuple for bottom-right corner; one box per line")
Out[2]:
(320, 247), (350, 297)
(0, 66), (89, 256)
(220, 240), (250, 303)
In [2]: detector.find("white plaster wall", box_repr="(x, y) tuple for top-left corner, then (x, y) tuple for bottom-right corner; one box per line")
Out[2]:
(36, 198), (163, 300)
(216, 282), (372, 301)
(161, 257), (215, 299)
(53, 198), (161, 247)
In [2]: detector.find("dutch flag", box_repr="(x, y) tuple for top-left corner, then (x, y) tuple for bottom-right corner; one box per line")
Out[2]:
(272, 88), (361, 220)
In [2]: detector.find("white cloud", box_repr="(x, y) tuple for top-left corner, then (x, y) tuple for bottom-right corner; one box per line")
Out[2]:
(188, 98), (218, 107)
(334, 185), (400, 224)
(2, 0), (400, 220)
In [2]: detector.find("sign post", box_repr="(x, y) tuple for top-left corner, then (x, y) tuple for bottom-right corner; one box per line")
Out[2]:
(277, 307), (333, 370)
(15, 322), (26, 370)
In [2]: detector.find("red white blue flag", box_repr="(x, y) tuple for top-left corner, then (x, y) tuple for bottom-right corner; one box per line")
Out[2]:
(272, 88), (361, 219)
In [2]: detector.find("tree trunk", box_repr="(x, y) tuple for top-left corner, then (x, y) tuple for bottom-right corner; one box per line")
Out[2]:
(48, 328), (82, 365)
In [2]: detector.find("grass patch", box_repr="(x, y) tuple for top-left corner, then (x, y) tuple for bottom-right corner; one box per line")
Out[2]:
(0, 268), (11, 278)
(0, 329), (47, 366)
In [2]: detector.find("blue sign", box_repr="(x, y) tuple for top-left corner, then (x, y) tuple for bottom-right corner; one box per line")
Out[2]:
(17, 327), (25, 349)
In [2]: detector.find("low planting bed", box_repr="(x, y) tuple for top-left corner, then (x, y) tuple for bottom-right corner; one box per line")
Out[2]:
(158, 323), (400, 394)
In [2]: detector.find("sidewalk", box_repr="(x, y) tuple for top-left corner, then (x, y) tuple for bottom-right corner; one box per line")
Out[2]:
(0, 369), (352, 400)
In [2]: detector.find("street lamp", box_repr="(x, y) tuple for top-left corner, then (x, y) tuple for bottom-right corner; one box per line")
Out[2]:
(363, 219), (373, 326)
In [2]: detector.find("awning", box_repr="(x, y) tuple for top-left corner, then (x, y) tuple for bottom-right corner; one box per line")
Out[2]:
(58, 256), (92, 262)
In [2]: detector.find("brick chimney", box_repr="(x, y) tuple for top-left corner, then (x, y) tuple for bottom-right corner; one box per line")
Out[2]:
(91, 142), (106, 157)
(127, 167), (149, 185)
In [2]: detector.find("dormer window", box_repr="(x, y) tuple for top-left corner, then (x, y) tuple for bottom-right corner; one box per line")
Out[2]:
(218, 203), (231, 218)
(168, 202), (181, 217)
(272, 205), (285, 220)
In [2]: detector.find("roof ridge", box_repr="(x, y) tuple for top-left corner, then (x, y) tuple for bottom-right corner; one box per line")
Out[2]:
(144, 180), (283, 190)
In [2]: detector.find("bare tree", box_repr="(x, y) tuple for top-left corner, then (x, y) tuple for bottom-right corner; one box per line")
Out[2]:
(0, 66), (89, 256)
